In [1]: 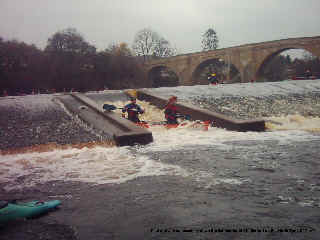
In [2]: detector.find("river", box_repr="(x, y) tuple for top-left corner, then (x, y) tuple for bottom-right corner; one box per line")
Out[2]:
(1, 79), (320, 239)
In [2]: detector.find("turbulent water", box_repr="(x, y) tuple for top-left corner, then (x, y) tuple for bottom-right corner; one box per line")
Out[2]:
(1, 80), (320, 209)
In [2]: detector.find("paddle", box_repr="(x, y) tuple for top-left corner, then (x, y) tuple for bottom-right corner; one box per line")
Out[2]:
(146, 121), (168, 126)
(103, 103), (192, 120)
(103, 104), (142, 114)
(176, 114), (191, 120)
(103, 103), (122, 111)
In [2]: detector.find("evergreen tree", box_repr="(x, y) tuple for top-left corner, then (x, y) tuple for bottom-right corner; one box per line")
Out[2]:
(202, 28), (219, 51)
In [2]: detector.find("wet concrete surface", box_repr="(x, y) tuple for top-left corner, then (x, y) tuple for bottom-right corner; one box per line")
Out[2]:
(86, 91), (130, 105)
(0, 95), (102, 150)
(1, 138), (319, 240)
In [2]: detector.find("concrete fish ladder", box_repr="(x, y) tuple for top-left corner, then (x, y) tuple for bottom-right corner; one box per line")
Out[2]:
(57, 93), (153, 146)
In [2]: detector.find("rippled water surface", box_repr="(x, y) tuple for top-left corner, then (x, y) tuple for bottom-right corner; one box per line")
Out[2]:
(1, 81), (320, 211)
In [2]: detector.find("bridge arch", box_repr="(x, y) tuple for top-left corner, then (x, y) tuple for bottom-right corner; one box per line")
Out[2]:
(255, 46), (320, 81)
(148, 65), (179, 88)
(192, 58), (241, 84)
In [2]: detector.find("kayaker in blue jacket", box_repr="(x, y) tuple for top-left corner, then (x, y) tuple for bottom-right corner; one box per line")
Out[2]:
(122, 97), (144, 123)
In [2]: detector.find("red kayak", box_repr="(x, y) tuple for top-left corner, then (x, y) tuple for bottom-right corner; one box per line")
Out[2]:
(136, 121), (210, 130)
(136, 122), (150, 128)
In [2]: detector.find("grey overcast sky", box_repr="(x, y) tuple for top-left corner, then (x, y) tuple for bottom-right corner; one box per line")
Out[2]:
(0, 0), (319, 54)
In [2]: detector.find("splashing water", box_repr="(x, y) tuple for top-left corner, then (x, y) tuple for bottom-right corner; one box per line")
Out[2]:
(2, 89), (320, 191)
(103, 99), (166, 122)
(0, 146), (188, 191)
(266, 115), (320, 132)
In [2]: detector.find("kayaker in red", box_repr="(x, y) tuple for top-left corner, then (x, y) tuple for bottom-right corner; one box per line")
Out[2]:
(164, 96), (179, 124)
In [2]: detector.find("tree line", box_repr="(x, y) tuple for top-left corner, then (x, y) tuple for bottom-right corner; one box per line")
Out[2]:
(0, 27), (180, 96)
(0, 26), (218, 95)
(261, 53), (320, 82)
(0, 25), (222, 96)
(1, 25), (318, 95)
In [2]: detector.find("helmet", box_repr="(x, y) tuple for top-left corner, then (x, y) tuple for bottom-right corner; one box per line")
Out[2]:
(169, 96), (177, 102)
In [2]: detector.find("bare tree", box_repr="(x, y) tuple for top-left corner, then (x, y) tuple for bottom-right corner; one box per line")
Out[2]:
(132, 28), (176, 61)
(154, 37), (177, 58)
(202, 27), (219, 51)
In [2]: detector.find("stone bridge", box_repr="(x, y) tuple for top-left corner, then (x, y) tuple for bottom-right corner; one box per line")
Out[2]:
(143, 36), (320, 86)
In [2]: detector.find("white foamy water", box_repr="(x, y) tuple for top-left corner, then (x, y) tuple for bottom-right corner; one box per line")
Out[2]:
(2, 81), (320, 191)
(148, 79), (320, 99)
(266, 115), (320, 132)
(0, 146), (188, 191)
(2, 123), (318, 191)
(141, 124), (320, 153)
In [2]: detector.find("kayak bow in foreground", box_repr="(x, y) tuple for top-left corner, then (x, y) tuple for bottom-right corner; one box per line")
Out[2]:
(0, 200), (61, 223)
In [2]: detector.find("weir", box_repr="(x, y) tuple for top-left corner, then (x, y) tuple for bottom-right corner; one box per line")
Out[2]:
(137, 90), (266, 132)
(58, 89), (265, 148)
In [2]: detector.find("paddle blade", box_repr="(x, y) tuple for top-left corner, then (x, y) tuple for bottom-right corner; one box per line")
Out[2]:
(103, 104), (117, 111)
(184, 115), (191, 120)
(176, 114), (191, 120)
